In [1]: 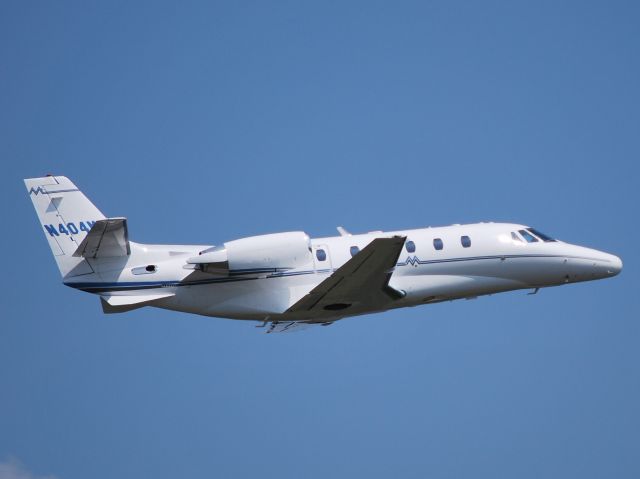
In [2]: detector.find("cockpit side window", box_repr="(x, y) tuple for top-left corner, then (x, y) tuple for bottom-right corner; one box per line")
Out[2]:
(527, 228), (556, 242)
(511, 232), (524, 243)
(518, 229), (538, 243)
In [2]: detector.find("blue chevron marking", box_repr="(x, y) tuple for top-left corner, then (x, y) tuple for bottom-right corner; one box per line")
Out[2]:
(29, 186), (46, 195)
(29, 186), (79, 196)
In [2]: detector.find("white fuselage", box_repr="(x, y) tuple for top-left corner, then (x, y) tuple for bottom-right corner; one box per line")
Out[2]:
(64, 222), (622, 323)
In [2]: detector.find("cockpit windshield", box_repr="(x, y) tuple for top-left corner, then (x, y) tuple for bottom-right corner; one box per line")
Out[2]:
(526, 228), (556, 242)
(511, 232), (524, 243)
(518, 229), (538, 243)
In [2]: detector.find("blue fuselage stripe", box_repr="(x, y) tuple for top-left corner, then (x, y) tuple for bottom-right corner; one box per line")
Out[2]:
(65, 253), (579, 294)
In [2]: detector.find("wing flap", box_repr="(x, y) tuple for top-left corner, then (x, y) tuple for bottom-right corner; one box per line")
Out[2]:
(73, 217), (130, 258)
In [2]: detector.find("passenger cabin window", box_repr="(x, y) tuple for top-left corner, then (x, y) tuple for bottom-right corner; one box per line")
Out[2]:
(433, 238), (444, 250)
(461, 236), (471, 248)
(405, 240), (416, 253)
(350, 246), (360, 257)
(511, 232), (524, 243)
(518, 229), (538, 243)
(316, 249), (327, 261)
(527, 228), (557, 242)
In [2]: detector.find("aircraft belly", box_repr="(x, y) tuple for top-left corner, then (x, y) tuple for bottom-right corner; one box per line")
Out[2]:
(166, 274), (325, 320)
(395, 255), (567, 296)
(393, 274), (525, 302)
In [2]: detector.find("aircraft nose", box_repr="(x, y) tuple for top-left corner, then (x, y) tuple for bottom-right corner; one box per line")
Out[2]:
(605, 253), (623, 276)
(564, 245), (623, 282)
(591, 249), (623, 277)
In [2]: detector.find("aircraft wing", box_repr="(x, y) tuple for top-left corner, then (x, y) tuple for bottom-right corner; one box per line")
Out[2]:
(286, 235), (406, 318)
(73, 217), (130, 258)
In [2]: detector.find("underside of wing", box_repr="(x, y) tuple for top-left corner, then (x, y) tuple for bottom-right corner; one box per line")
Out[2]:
(73, 217), (130, 258)
(285, 235), (407, 321)
(265, 321), (322, 333)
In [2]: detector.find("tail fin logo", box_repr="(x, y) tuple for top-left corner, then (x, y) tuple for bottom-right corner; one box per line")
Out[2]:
(29, 186), (46, 196)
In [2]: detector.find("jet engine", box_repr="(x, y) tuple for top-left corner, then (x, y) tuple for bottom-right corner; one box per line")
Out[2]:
(187, 231), (312, 275)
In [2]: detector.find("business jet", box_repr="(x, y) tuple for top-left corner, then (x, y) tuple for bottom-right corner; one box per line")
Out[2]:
(25, 175), (622, 332)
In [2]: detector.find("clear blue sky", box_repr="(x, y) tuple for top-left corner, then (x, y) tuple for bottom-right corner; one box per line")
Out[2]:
(1, 1), (638, 478)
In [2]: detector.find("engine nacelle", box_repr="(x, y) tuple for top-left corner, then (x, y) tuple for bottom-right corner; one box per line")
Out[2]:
(188, 231), (312, 275)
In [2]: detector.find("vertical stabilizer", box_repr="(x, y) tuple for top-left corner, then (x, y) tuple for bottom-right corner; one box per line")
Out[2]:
(25, 175), (106, 278)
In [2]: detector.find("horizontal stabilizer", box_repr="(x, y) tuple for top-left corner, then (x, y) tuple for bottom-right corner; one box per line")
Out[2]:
(100, 292), (175, 314)
(73, 217), (130, 258)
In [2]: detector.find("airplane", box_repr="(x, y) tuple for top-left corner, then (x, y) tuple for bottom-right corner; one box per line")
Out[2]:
(25, 175), (622, 332)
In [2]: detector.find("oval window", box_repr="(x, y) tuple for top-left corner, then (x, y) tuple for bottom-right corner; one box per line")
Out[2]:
(316, 249), (327, 261)
(350, 246), (360, 257)
(405, 240), (416, 253)
(461, 236), (471, 248)
(433, 238), (444, 250)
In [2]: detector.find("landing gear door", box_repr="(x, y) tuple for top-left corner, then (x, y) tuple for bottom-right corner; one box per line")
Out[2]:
(312, 244), (332, 273)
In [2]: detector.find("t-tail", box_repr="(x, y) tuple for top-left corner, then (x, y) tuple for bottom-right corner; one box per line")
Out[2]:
(25, 175), (126, 278)
(25, 175), (186, 314)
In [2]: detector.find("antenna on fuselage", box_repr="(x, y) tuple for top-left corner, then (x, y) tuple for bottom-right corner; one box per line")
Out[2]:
(337, 226), (351, 237)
